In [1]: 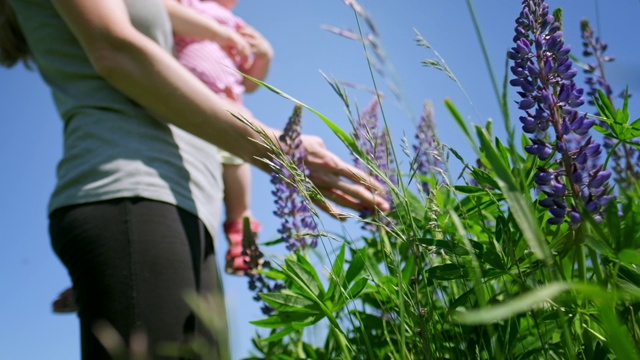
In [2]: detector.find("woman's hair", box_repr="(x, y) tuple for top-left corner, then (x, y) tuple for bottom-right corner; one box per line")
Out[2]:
(0, 0), (30, 67)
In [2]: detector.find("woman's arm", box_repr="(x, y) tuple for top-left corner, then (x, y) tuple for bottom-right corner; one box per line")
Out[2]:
(51, 0), (389, 214)
(162, 0), (251, 67)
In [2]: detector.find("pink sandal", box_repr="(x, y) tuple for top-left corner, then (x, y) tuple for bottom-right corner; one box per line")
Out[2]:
(224, 218), (262, 275)
(52, 287), (77, 313)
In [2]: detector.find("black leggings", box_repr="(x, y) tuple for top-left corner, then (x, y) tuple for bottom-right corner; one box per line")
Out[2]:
(50, 198), (228, 360)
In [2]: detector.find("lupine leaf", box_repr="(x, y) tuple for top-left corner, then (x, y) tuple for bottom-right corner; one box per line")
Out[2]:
(595, 89), (616, 121)
(259, 292), (318, 313)
(453, 282), (572, 325)
(345, 249), (366, 287)
(250, 312), (320, 329)
(286, 256), (324, 299)
(326, 244), (347, 301)
(259, 269), (287, 281)
(469, 167), (501, 189)
(495, 137), (511, 167)
(426, 263), (469, 280)
(618, 249), (640, 267)
(620, 87), (630, 123)
(358, 248), (385, 284)
(261, 238), (286, 246)
(455, 185), (487, 194)
(260, 326), (297, 343)
(346, 277), (369, 299)
(449, 287), (477, 310)
(592, 124), (614, 138)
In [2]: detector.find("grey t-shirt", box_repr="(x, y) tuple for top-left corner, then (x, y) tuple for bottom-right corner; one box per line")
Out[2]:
(11, 0), (224, 237)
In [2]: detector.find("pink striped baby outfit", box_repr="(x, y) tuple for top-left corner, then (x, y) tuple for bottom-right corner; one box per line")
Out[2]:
(174, 0), (246, 103)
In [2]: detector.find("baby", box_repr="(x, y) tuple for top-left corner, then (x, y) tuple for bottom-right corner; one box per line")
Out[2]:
(53, 0), (271, 313)
(170, 0), (272, 274)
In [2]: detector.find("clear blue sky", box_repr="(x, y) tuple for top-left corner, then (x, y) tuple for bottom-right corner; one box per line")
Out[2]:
(1, 1), (638, 359)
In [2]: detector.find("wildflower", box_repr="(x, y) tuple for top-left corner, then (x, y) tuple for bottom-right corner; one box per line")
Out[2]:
(270, 105), (319, 250)
(509, 0), (612, 225)
(247, 267), (285, 315)
(581, 19), (639, 188)
(580, 20), (615, 106)
(352, 97), (397, 198)
(237, 220), (284, 316)
(413, 100), (445, 192)
(351, 97), (396, 229)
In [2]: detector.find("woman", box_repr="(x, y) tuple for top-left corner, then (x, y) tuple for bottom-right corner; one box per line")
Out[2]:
(1, 0), (389, 359)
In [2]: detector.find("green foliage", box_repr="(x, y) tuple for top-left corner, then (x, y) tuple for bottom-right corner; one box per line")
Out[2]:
(237, 3), (640, 360)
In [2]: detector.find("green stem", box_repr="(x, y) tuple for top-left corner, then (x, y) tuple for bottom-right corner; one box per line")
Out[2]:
(332, 326), (352, 360)
(588, 246), (605, 285)
(380, 229), (408, 360)
(602, 140), (622, 170)
(577, 243), (587, 283)
(559, 313), (578, 360)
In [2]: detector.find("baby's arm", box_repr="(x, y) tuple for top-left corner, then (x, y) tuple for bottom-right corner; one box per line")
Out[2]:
(163, 0), (251, 67)
(238, 24), (273, 92)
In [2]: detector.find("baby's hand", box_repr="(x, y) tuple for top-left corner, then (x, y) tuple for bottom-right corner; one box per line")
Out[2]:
(217, 27), (253, 68)
(238, 25), (273, 60)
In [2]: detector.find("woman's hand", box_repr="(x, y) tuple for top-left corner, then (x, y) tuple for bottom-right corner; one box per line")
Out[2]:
(300, 135), (390, 218)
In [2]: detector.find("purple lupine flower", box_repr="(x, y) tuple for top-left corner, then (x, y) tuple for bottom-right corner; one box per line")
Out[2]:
(271, 105), (319, 250)
(352, 97), (397, 198)
(581, 19), (639, 188)
(351, 97), (396, 229)
(580, 20), (615, 106)
(247, 268), (286, 315)
(242, 235), (285, 315)
(413, 101), (445, 192)
(509, 0), (613, 225)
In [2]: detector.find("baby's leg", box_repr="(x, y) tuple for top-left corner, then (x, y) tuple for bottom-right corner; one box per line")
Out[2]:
(222, 162), (252, 222)
(221, 162), (263, 275)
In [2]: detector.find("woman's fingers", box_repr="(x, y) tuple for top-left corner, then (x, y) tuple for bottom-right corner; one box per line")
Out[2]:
(336, 162), (388, 195)
(317, 189), (360, 215)
(325, 171), (390, 212)
(311, 194), (348, 220)
(307, 161), (390, 213)
(300, 134), (390, 213)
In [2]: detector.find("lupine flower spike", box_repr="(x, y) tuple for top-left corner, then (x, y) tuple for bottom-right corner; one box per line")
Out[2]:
(581, 19), (639, 188)
(270, 104), (319, 251)
(509, 0), (613, 225)
(352, 98), (397, 196)
(351, 97), (397, 229)
(580, 20), (615, 106)
(413, 100), (445, 192)
(248, 105), (321, 315)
